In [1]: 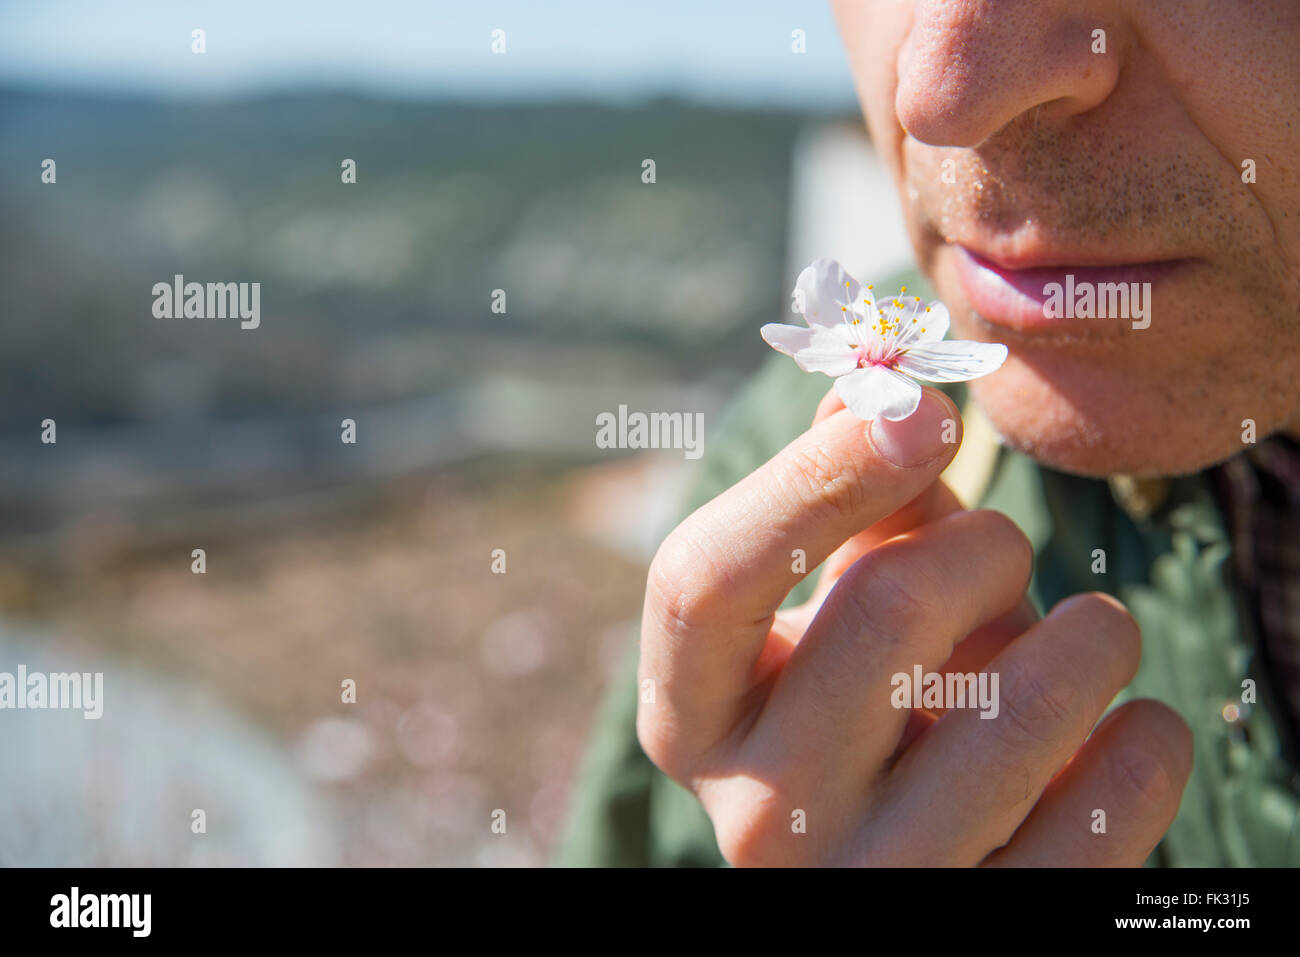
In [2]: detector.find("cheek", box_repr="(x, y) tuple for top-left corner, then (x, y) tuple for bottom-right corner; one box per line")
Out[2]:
(858, 63), (898, 144)
(845, 10), (911, 163)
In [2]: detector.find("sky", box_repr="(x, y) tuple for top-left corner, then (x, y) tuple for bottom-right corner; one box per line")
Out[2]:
(0, 0), (857, 106)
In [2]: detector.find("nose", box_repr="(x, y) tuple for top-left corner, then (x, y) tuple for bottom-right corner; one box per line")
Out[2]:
(895, 0), (1123, 147)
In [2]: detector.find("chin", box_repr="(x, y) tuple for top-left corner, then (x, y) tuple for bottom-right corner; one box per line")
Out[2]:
(965, 355), (1261, 480)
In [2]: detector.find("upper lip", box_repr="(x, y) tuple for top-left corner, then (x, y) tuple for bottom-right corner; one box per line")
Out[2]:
(954, 241), (1188, 273)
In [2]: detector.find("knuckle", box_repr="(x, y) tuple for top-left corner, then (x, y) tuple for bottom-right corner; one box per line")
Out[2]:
(645, 528), (726, 638)
(1065, 591), (1143, 669)
(1069, 591), (1141, 641)
(778, 438), (868, 524)
(839, 552), (939, 643)
(708, 784), (801, 868)
(635, 685), (715, 786)
(994, 658), (1078, 749)
(635, 706), (685, 782)
(1101, 742), (1181, 814)
(966, 508), (1034, 575)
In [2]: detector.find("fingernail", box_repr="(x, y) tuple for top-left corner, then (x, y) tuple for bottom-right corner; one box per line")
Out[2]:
(868, 391), (957, 468)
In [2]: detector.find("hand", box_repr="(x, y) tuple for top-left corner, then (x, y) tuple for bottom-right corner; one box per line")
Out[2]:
(637, 387), (1192, 866)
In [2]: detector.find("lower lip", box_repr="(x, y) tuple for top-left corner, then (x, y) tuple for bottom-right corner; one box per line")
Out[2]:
(952, 245), (1186, 333)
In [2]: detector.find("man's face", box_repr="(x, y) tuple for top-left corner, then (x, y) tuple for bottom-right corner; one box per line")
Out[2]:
(833, 0), (1300, 477)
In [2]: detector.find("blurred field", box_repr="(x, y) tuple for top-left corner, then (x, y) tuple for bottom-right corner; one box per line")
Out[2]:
(3, 463), (650, 865)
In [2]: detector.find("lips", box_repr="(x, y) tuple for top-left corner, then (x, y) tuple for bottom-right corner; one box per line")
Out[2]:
(951, 245), (1188, 333)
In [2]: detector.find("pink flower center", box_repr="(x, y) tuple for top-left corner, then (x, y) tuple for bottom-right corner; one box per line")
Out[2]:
(854, 345), (901, 369)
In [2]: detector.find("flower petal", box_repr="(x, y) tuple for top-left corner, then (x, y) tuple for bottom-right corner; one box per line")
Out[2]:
(761, 323), (858, 375)
(896, 340), (1008, 382)
(793, 258), (862, 329)
(833, 365), (922, 421)
(761, 321), (813, 354)
(913, 301), (951, 342)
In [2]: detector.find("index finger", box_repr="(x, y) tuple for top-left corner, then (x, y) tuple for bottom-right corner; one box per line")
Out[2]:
(639, 387), (963, 770)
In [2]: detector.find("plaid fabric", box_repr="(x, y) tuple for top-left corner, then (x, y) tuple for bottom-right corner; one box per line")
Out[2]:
(1213, 434), (1300, 749)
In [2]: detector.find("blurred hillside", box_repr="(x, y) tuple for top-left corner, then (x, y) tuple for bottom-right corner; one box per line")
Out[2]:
(0, 90), (842, 544)
(0, 89), (849, 533)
